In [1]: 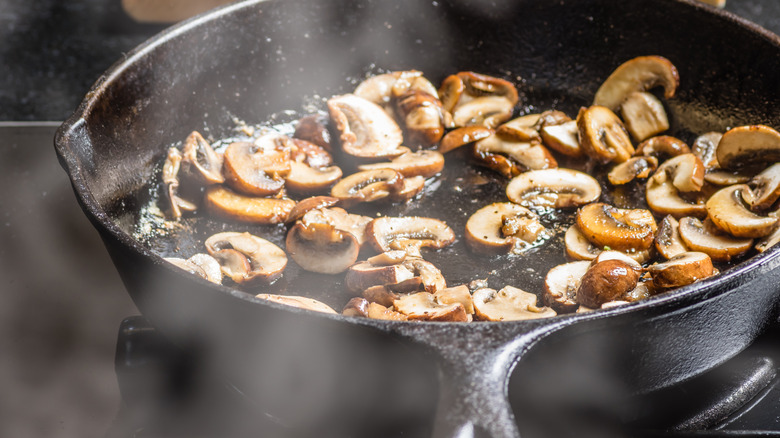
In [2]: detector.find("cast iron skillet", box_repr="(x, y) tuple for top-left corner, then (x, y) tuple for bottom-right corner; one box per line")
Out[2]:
(55, 0), (780, 436)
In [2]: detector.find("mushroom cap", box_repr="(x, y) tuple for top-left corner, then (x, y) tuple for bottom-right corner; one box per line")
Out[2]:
(577, 105), (635, 164)
(677, 217), (753, 262)
(366, 216), (455, 257)
(284, 162), (342, 194)
(439, 126), (493, 154)
(655, 215), (689, 260)
(506, 168), (601, 209)
(285, 222), (359, 274)
(645, 172), (707, 218)
(540, 120), (582, 157)
(635, 135), (691, 160)
(620, 91), (670, 142)
(646, 251), (714, 289)
(358, 150), (445, 178)
(748, 163), (780, 211)
(608, 156), (658, 185)
(716, 125), (780, 170)
(465, 202), (544, 255)
(593, 55), (679, 110)
(255, 294), (337, 314)
(496, 114), (542, 142)
(576, 203), (657, 251)
(472, 286), (556, 321)
(204, 186), (296, 224)
(181, 131), (225, 185)
(205, 232), (287, 283)
(299, 207), (372, 246)
(327, 94), (405, 158)
(222, 138), (290, 196)
(655, 153), (705, 193)
(706, 184), (778, 238)
(543, 261), (591, 314)
(285, 196), (340, 223)
(330, 168), (405, 206)
(577, 260), (640, 309)
(393, 292), (469, 322)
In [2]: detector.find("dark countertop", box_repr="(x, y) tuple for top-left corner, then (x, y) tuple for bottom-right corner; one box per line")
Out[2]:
(1, 1), (780, 438)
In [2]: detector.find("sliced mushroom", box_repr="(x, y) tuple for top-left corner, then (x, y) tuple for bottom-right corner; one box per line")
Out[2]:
(577, 260), (640, 308)
(473, 135), (557, 177)
(362, 285), (399, 307)
(624, 281), (652, 303)
(367, 302), (409, 321)
(286, 222), (359, 274)
(354, 71), (417, 107)
(222, 138), (290, 196)
(496, 114), (542, 141)
(577, 105), (635, 163)
(255, 294), (337, 314)
(645, 170), (707, 218)
(290, 138), (334, 169)
(564, 224), (602, 261)
(440, 72), (518, 128)
(654, 153), (705, 193)
(330, 168), (405, 206)
(646, 252), (714, 288)
(692, 132), (722, 169)
(285, 161), (342, 194)
(472, 286), (556, 321)
(204, 186), (296, 224)
(434, 285), (475, 315)
(209, 249), (251, 283)
(393, 292), (469, 322)
(452, 96), (516, 129)
(394, 90), (447, 146)
(756, 224), (780, 253)
(465, 202), (545, 254)
(285, 196), (340, 223)
(390, 175), (427, 202)
(536, 110), (573, 129)
(576, 203), (657, 251)
(342, 297), (370, 317)
(748, 163), (780, 211)
(366, 250), (408, 266)
(716, 125), (780, 170)
(677, 217), (753, 262)
(620, 91), (670, 142)
(299, 207), (372, 246)
(164, 258), (208, 281)
(205, 232), (287, 283)
(358, 150), (445, 178)
(327, 94), (405, 158)
(366, 216), (455, 257)
(345, 261), (415, 294)
(593, 55), (679, 111)
(439, 126), (493, 154)
(162, 147), (198, 219)
(181, 131), (225, 184)
(655, 215), (689, 259)
(591, 251), (643, 271)
(506, 168), (601, 209)
(400, 258), (447, 293)
(706, 184), (778, 238)
(635, 135), (691, 160)
(543, 261), (591, 313)
(540, 120), (582, 157)
(608, 156), (658, 185)
(187, 253), (223, 284)
(293, 114), (333, 152)
(704, 169), (753, 186)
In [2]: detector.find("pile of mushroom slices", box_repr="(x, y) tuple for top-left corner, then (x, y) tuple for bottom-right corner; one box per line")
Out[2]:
(158, 57), (780, 322)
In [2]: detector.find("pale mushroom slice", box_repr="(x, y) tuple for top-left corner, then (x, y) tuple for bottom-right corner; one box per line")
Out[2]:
(646, 252), (714, 289)
(366, 216), (455, 258)
(756, 224), (780, 253)
(366, 250), (408, 266)
(187, 253), (223, 284)
(577, 260), (640, 309)
(576, 203), (657, 252)
(706, 184), (778, 238)
(327, 94), (405, 158)
(205, 232), (287, 283)
(204, 186), (296, 224)
(506, 168), (601, 209)
(293, 114), (333, 152)
(393, 292), (469, 322)
(299, 207), (372, 246)
(692, 132), (722, 169)
(540, 120), (582, 157)
(635, 135), (691, 160)
(439, 126), (493, 154)
(434, 285), (475, 315)
(620, 91), (670, 142)
(181, 131), (225, 185)
(564, 224), (602, 261)
(591, 251), (643, 271)
(255, 294), (337, 314)
(223, 138), (290, 196)
(285, 162), (342, 194)
(645, 170), (707, 218)
(358, 150), (445, 178)
(593, 55), (679, 111)
(465, 202), (545, 255)
(748, 163), (780, 211)
(285, 222), (359, 274)
(543, 261), (591, 314)
(472, 286), (556, 321)
(577, 105), (635, 164)
(716, 125), (780, 170)
(394, 90), (447, 146)
(452, 96), (516, 129)
(608, 156), (658, 185)
(654, 153), (705, 193)
(162, 147), (198, 219)
(285, 196), (340, 223)
(677, 217), (753, 262)
(655, 215), (689, 260)
(367, 302), (409, 321)
(329, 168), (405, 206)
(704, 169), (753, 186)
(354, 71), (428, 107)
(209, 249), (251, 283)
(164, 258), (208, 281)
(473, 135), (557, 178)
(496, 114), (542, 142)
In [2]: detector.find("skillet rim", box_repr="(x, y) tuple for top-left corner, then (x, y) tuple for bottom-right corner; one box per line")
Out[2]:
(54, 0), (780, 330)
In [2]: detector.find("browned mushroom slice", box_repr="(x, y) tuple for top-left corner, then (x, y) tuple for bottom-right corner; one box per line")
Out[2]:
(390, 176), (426, 202)
(645, 171), (707, 218)
(354, 71), (417, 107)
(181, 131), (225, 184)
(452, 96), (515, 129)
(439, 72), (518, 129)
(635, 135), (691, 160)
(535, 110), (573, 129)
(205, 232), (287, 283)
(366, 250), (408, 266)
(577, 105), (635, 164)
(439, 126), (493, 154)
(706, 184), (778, 238)
(293, 114), (333, 152)
(716, 125), (780, 170)
(285, 196), (340, 223)
(342, 297), (370, 317)
(472, 286), (556, 321)
(362, 285), (399, 307)
(704, 169), (752, 186)
(457, 72), (519, 105)
(655, 215), (689, 259)
(540, 120), (582, 157)
(366, 216), (455, 257)
(285, 162), (342, 194)
(496, 114), (542, 141)
(327, 94), (404, 158)
(330, 168), (405, 206)
(300, 207), (372, 246)
(367, 302), (409, 321)
(209, 249), (251, 283)
(394, 90), (447, 146)
(654, 153), (705, 193)
(677, 217), (753, 262)
(564, 225), (602, 261)
(593, 55), (679, 110)
(646, 252), (714, 288)
(204, 186), (295, 224)
(577, 260), (640, 309)
(473, 135), (558, 177)
(286, 222), (359, 274)
(506, 168), (601, 209)
(543, 261), (591, 313)
(223, 138), (290, 196)
(400, 258), (447, 293)
(438, 74), (465, 114)
(748, 163), (780, 211)
(465, 202), (545, 254)
(393, 292), (469, 322)
(608, 156), (658, 185)
(345, 261), (415, 294)
(434, 285), (475, 315)
(692, 132), (722, 169)
(358, 150), (445, 178)
(576, 203), (657, 251)
(290, 138), (334, 169)
(255, 294), (337, 314)
(162, 147), (198, 219)
(620, 91), (670, 142)
(756, 224), (780, 253)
